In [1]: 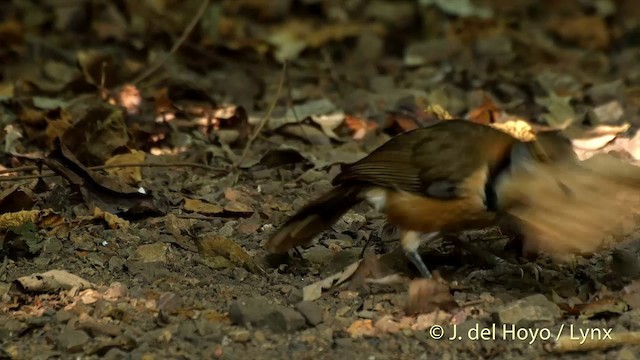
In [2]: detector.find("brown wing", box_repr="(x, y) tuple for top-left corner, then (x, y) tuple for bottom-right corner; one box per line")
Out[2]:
(333, 120), (519, 199)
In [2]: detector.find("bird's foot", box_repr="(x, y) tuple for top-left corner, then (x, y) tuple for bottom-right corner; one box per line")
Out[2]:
(465, 258), (542, 283)
(405, 249), (432, 279)
(493, 257), (542, 281)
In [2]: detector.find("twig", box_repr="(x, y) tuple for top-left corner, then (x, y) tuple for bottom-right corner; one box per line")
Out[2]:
(549, 331), (640, 353)
(0, 162), (228, 182)
(91, 162), (227, 172)
(0, 166), (38, 175)
(131, 0), (210, 85)
(234, 61), (287, 168)
(175, 214), (219, 221)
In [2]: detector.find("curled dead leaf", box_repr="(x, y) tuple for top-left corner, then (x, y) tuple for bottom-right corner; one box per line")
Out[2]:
(302, 260), (362, 301)
(0, 185), (35, 214)
(195, 234), (262, 273)
(11, 270), (94, 293)
(346, 319), (376, 338)
(93, 207), (130, 230)
(104, 150), (146, 184)
(405, 278), (458, 315)
(184, 198), (224, 215)
(0, 209), (64, 231)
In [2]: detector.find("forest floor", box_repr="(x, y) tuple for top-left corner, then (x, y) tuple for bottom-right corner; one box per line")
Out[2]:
(2, 0), (640, 359)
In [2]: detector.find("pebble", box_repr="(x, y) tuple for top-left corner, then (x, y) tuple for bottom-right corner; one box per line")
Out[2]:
(493, 294), (561, 324)
(133, 243), (168, 263)
(229, 297), (275, 327)
(57, 328), (90, 353)
(230, 330), (251, 343)
(295, 301), (323, 326)
(108, 256), (126, 272)
(264, 308), (306, 333)
(253, 330), (267, 343)
(158, 292), (183, 314)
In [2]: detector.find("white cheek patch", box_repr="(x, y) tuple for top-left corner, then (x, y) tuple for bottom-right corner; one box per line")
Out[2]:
(364, 188), (388, 212)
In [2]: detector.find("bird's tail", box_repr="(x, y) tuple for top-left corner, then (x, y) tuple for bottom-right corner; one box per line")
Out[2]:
(265, 185), (363, 253)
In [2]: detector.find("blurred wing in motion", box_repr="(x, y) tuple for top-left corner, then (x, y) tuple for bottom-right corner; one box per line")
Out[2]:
(502, 157), (640, 259)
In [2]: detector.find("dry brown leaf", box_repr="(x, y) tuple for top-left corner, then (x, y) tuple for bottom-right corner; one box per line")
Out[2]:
(622, 281), (640, 310)
(44, 109), (72, 148)
(195, 234), (262, 273)
(224, 201), (253, 216)
(92, 207), (130, 230)
(491, 119), (535, 141)
(61, 103), (129, 165)
(11, 270), (94, 293)
(105, 150), (146, 184)
(302, 260), (362, 301)
(183, 198), (224, 215)
(547, 15), (610, 51)
(0, 209), (64, 231)
(267, 20), (386, 62)
(572, 298), (628, 319)
(405, 278), (458, 315)
(0, 185), (35, 214)
(346, 319), (376, 338)
(345, 115), (378, 140)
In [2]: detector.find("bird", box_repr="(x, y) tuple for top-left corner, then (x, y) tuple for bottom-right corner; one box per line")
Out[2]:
(265, 119), (637, 278)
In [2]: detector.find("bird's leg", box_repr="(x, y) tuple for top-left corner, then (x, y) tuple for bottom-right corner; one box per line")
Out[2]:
(448, 234), (541, 281)
(400, 230), (438, 278)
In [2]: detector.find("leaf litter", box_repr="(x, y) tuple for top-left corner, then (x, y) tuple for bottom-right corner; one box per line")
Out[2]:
(1, 0), (640, 358)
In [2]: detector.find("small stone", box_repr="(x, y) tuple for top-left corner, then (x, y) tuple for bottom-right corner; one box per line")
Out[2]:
(229, 297), (274, 327)
(295, 301), (323, 326)
(331, 211), (367, 234)
(217, 130), (240, 145)
(475, 35), (513, 58)
(619, 309), (640, 331)
(493, 294), (561, 324)
(334, 337), (353, 348)
(233, 267), (249, 282)
(103, 282), (128, 301)
(299, 170), (325, 184)
(252, 169), (273, 180)
(364, 0), (415, 27)
(286, 287), (303, 304)
(218, 221), (236, 238)
(79, 321), (122, 337)
(42, 237), (63, 254)
(534, 71), (581, 97)
(356, 310), (376, 319)
(108, 256), (126, 272)
(587, 101), (625, 124)
(253, 330), (267, 343)
(587, 79), (625, 104)
(369, 76), (395, 93)
(264, 307), (306, 333)
(158, 292), (183, 314)
(0, 283), (10, 298)
(303, 246), (333, 265)
(616, 347), (638, 360)
(55, 310), (73, 324)
(404, 39), (462, 66)
(58, 328), (90, 353)
(132, 243), (168, 263)
(103, 348), (128, 360)
(228, 329), (250, 343)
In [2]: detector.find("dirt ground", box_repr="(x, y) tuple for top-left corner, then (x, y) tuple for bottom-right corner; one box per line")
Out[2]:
(2, 0), (640, 359)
